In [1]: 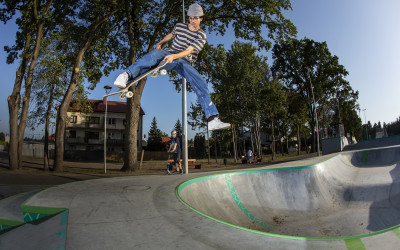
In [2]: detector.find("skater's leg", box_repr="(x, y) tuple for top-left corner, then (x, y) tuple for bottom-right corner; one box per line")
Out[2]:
(126, 50), (169, 78)
(172, 59), (219, 119)
(114, 50), (169, 88)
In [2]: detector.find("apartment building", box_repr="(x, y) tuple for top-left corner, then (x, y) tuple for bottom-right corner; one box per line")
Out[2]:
(65, 99), (144, 155)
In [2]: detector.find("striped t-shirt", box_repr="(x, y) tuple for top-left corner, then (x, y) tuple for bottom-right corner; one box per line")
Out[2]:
(168, 23), (207, 64)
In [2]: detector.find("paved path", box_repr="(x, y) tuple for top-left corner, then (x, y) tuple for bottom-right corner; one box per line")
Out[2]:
(1, 144), (400, 249)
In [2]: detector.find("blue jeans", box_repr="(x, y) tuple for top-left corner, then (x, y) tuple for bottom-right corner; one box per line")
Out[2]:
(126, 49), (219, 119)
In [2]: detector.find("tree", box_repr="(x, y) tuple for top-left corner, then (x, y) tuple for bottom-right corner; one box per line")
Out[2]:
(173, 119), (183, 141)
(53, 2), (120, 171)
(28, 39), (69, 171)
(386, 116), (400, 136)
(3, 0), (68, 170)
(272, 38), (352, 153)
(202, 41), (269, 161)
(286, 90), (309, 155)
(194, 133), (206, 158)
(188, 99), (210, 163)
(147, 117), (164, 151)
(260, 74), (287, 160)
(0, 132), (5, 141)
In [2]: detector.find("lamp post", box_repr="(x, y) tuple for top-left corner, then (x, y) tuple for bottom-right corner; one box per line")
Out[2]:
(307, 68), (320, 156)
(103, 85), (112, 174)
(362, 108), (368, 140)
(182, 0), (188, 174)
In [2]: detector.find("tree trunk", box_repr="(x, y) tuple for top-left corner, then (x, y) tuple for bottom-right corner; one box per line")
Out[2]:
(54, 10), (118, 172)
(304, 130), (309, 154)
(297, 124), (301, 156)
(271, 120), (275, 161)
(207, 126), (211, 164)
(249, 125), (254, 154)
(17, 21), (44, 169)
(7, 34), (32, 170)
(231, 125), (237, 163)
(214, 133), (218, 163)
(121, 79), (144, 171)
(15, 0), (53, 169)
(8, 93), (21, 171)
(254, 117), (262, 159)
(311, 124), (316, 153)
(44, 81), (56, 171)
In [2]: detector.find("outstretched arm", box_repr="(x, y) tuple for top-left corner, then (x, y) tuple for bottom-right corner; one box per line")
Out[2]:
(156, 33), (174, 50)
(163, 46), (194, 63)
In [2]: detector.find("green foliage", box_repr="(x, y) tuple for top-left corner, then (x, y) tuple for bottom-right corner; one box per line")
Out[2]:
(194, 133), (206, 158)
(272, 38), (359, 151)
(188, 99), (207, 131)
(0, 132), (5, 141)
(386, 116), (400, 136)
(146, 117), (164, 151)
(174, 119), (183, 141)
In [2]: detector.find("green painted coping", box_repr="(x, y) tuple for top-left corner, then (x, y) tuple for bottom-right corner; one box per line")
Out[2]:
(176, 154), (400, 241)
(0, 218), (25, 231)
(21, 205), (67, 223)
(225, 174), (274, 229)
(393, 227), (400, 240)
(345, 239), (366, 250)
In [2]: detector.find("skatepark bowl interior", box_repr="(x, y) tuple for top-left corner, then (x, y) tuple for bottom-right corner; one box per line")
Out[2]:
(177, 146), (400, 240)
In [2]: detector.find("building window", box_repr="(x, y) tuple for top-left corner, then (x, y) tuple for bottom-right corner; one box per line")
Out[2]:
(69, 130), (76, 138)
(86, 116), (100, 124)
(68, 145), (76, 150)
(108, 118), (116, 125)
(108, 132), (114, 139)
(85, 132), (99, 140)
(70, 115), (77, 123)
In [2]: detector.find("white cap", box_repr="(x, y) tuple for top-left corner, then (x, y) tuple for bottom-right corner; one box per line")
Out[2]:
(187, 3), (204, 17)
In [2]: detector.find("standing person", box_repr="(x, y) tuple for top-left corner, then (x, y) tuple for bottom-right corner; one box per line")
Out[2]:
(246, 148), (253, 164)
(113, 3), (230, 131)
(168, 130), (183, 174)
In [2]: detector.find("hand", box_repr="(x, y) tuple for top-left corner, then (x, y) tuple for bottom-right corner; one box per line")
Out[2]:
(156, 43), (162, 50)
(163, 54), (175, 64)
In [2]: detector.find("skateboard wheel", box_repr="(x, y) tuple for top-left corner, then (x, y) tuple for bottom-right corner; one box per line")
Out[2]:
(151, 72), (158, 78)
(126, 91), (134, 98)
(160, 69), (167, 75)
(119, 93), (126, 99)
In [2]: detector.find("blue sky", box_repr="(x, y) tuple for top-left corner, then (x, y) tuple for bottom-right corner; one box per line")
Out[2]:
(0, 0), (399, 140)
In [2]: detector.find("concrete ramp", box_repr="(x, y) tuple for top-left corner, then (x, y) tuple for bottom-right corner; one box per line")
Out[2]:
(178, 146), (400, 239)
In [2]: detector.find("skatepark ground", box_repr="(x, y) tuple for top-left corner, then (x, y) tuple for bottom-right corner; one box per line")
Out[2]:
(0, 136), (399, 249)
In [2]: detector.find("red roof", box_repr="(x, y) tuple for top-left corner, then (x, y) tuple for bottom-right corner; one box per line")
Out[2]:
(68, 99), (145, 115)
(161, 137), (171, 144)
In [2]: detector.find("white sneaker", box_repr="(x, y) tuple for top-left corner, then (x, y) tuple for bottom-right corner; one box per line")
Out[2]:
(208, 117), (231, 131)
(114, 72), (129, 89)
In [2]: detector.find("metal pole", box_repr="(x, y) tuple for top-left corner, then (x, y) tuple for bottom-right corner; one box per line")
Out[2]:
(103, 85), (112, 174)
(362, 109), (367, 140)
(307, 68), (320, 156)
(182, 0), (188, 174)
(104, 97), (108, 174)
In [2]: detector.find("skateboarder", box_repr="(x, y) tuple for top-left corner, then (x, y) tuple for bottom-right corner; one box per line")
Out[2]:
(113, 3), (230, 131)
(168, 130), (183, 174)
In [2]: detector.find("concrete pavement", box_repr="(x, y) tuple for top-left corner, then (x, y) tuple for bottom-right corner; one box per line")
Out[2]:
(1, 142), (400, 249)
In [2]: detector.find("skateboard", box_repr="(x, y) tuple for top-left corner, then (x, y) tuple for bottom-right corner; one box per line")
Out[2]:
(105, 60), (168, 100)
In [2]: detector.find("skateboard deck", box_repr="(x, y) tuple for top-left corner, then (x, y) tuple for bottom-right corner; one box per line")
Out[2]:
(105, 60), (168, 99)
